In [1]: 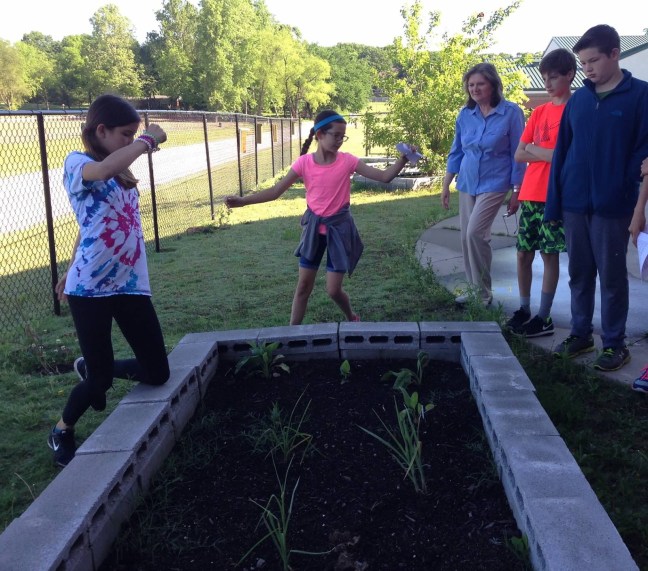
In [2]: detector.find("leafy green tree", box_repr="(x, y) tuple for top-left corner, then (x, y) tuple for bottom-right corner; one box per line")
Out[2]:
(280, 43), (333, 117)
(368, 1), (528, 174)
(311, 43), (375, 113)
(83, 4), (143, 100)
(149, 0), (199, 107)
(250, 24), (295, 115)
(15, 41), (55, 107)
(194, 0), (259, 110)
(54, 35), (89, 107)
(0, 40), (29, 109)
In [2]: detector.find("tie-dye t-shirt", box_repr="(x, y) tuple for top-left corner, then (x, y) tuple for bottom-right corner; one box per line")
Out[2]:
(63, 151), (150, 297)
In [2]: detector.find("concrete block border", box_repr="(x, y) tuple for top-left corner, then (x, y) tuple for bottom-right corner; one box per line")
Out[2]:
(0, 322), (638, 571)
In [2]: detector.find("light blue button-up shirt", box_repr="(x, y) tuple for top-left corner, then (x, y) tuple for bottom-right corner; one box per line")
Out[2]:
(446, 99), (526, 195)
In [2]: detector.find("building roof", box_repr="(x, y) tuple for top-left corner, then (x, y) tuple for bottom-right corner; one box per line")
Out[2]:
(513, 62), (586, 91)
(545, 35), (648, 56)
(516, 34), (648, 93)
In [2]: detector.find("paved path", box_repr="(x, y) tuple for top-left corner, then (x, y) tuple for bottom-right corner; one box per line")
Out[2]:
(416, 205), (648, 388)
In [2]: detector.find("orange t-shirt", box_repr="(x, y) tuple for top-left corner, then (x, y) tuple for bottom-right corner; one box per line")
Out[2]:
(518, 102), (567, 202)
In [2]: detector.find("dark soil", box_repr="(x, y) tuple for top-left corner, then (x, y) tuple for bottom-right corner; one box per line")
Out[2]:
(101, 358), (528, 571)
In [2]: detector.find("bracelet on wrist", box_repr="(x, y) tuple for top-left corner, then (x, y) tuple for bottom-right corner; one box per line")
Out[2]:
(136, 134), (158, 153)
(142, 129), (161, 147)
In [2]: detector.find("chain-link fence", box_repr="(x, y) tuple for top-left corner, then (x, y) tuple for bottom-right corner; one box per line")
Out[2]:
(0, 110), (305, 335)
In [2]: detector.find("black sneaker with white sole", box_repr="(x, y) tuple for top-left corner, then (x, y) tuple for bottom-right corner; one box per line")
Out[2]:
(506, 307), (531, 333)
(47, 427), (77, 467)
(517, 315), (554, 338)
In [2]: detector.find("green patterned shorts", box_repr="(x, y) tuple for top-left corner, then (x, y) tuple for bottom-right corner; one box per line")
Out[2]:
(516, 201), (565, 254)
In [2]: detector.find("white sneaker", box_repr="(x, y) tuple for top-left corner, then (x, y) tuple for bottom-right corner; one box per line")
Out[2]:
(455, 293), (492, 306)
(455, 293), (470, 304)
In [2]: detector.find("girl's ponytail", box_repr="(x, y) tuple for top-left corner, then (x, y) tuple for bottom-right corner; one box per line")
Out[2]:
(300, 129), (315, 156)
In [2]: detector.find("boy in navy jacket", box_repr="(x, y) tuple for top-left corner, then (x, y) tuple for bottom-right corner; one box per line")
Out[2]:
(545, 24), (648, 371)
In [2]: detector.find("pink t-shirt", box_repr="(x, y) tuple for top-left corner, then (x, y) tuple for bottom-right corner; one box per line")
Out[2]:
(291, 152), (359, 217)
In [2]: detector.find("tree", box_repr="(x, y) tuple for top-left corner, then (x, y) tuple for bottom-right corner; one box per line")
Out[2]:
(83, 4), (143, 100)
(0, 40), (29, 109)
(54, 35), (89, 107)
(311, 43), (375, 113)
(15, 41), (55, 107)
(367, 1), (527, 174)
(275, 40), (333, 117)
(149, 0), (199, 107)
(194, 0), (259, 110)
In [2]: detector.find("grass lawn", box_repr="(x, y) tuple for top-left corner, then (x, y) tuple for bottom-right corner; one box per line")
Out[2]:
(0, 167), (647, 567)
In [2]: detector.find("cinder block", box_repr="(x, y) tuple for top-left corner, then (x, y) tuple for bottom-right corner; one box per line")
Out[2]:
(0, 517), (92, 571)
(0, 451), (136, 571)
(467, 354), (536, 394)
(478, 390), (560, 439)
(524, 496), (639, 571)
(181, 329), (261, 363)
(120, 366), (201, 433)
(76, 402), (176, 490)
(420, 322), (500, 361)
(168, 339), (219, 391)
(339, 321), (420, 360)
(257, 323), (339, 360)
(460, 331), (514, 371)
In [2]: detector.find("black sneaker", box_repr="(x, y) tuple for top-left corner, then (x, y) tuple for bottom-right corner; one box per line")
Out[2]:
(593, 346), (631, 372)
(553, 335), (595, 358)
(506, 307), (531, 333)
(73, 357), (87, 382)
(47, 427), (77, 467)
(518, 315), (554, 338)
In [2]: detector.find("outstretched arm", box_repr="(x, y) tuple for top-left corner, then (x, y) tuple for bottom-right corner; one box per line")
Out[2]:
(354, 155), (408, 183)
(225, 168), (301, 208)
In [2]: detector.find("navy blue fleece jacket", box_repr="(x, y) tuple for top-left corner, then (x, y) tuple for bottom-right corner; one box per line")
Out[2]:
(545, 70), (648, 221)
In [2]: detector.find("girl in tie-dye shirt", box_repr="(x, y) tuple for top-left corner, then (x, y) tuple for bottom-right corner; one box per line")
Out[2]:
(48, 94), (170, 468)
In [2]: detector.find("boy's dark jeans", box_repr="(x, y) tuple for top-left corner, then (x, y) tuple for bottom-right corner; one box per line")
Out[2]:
(63, 294), (169, 425)
(563, 211), (632, 349)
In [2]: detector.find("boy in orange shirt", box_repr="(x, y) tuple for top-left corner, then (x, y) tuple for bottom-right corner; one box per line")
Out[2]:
(506, 48), (577, 337)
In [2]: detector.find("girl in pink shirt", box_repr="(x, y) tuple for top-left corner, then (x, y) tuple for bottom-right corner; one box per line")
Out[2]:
(226, 109), (414, 325)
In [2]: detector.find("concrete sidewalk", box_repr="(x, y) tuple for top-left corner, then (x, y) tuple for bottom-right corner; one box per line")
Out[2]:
(415, 205), (648, 387)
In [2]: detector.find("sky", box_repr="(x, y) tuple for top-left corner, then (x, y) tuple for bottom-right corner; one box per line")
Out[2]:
(0, 0), (646, 54)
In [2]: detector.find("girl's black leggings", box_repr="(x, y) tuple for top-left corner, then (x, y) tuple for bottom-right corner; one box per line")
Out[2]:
(62, 294), (169, 426)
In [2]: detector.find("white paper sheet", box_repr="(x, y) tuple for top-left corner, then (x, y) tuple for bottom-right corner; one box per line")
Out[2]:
(638, 231), (648, 280)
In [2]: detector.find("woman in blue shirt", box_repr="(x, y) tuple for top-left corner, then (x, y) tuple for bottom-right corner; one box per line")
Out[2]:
(441, 62), (526, 305)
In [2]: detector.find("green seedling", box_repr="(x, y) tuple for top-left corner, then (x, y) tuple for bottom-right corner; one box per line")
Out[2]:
(247, 389), (314, 464)
(239, 458), (330, 570)
(381, 350), (430, 390)
(358, 396), (428, 494)
(234, 341), (290, 380)
(340, 359), (351, 384)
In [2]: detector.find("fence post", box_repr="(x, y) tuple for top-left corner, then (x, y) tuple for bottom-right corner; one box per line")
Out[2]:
(202, 114), (215, 219)
(37, 114), (60, 316)
(288, 118), (293, 164)
(280, 118), (284, 170)
(144, 113), (161, 252)
(270, 118), (275, 178)
(235, 114), (244, 196)
(253, 116), (259, 188)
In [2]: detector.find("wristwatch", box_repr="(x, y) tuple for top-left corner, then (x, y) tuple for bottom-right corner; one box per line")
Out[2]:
(512, 186), (520, 193)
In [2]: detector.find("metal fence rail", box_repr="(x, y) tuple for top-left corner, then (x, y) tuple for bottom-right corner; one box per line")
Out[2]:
(0, 110), (304, 335)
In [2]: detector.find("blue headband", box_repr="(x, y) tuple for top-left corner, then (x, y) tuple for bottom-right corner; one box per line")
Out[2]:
(313, 114), (345, 132)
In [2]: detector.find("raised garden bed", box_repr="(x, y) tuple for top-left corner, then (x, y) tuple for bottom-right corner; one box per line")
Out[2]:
(100, 356), (528, 570)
